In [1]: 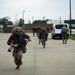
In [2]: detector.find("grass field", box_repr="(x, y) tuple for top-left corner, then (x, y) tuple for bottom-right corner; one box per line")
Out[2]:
(0, 29), (4, 33)
(24, 30), (33, 33)
(70, 34), (75, 40)
(0, 29), (33, 33)
(0, 29), (75, 41)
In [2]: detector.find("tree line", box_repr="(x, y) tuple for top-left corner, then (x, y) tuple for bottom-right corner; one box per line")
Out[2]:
(0, 16), (75, 28)
(0, 17), (24, 28)
(64, 19), (75, 24)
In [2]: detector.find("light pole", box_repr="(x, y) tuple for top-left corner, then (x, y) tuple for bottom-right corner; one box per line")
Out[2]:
(59, 16), (61, 24)
(32, 16), (34, 24)
(22, 11), (25, 21)
(15, 15), (18, 25)
(69, 0), (72, 35)
(15, 15), (17, 21)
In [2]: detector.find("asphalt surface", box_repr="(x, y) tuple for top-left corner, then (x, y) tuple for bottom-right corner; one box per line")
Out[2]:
(0, 33), (75, 75)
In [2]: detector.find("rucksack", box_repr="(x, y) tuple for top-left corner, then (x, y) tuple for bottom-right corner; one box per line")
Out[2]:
(61, 26), (67, 34)
(12, 31), (26, 48)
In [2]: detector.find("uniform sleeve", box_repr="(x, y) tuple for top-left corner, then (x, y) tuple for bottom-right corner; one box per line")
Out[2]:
(23, 33), (31, 41)
(7, 35), (13, 45)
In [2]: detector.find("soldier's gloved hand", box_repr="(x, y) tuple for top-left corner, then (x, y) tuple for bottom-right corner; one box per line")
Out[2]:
(14, 44), (18, 47)
(7, 46), (12, 52)
(23, 47), (27, 53)
(8, 49), (11, 52)
(23, 50), (26, 53)
(11, 43), (14, 47)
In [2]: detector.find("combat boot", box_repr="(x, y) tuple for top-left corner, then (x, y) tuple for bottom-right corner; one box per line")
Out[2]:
(16, 65), (20, 69)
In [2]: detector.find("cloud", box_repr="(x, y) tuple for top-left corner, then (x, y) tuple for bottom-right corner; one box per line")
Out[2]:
(2, 0), (43, 9)
(0, 0), (75, 23)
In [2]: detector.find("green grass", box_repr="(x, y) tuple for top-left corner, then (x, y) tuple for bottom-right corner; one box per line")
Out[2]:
(23, 30), (33, 33)
(0, 29), (32, 33)
(0, 29), (4, 33)
(70, 34), (75, 40)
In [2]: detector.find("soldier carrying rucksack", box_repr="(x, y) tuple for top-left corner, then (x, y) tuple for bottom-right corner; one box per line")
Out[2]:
(7, 26), (31, 69)
(38, 28), (48, 48)
(32, 26), (36, 36)
(61, 25), (68, 44)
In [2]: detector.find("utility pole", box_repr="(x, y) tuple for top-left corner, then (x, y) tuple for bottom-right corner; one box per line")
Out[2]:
(15, 15), (18, 25)
(32, 16), (34, 24)
(23, 11), (25, 20)
(59, 16), (61, 24)
(69, 0), (72, 35)
(22, 11), (25, 23)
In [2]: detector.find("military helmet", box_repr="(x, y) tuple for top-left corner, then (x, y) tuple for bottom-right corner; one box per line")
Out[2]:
(12, 27), (20, 32)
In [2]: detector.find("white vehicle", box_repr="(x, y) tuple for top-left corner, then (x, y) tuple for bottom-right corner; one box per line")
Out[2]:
(51, 23), (69, 39)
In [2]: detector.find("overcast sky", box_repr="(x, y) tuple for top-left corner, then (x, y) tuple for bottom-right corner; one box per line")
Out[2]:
(0, 0), (75, 23)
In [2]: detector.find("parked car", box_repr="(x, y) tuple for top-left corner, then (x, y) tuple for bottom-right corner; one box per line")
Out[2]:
(51, 23), (69, 39)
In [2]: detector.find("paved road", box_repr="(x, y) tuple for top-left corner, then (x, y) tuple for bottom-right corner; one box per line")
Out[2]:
(0, 33), (75, 75)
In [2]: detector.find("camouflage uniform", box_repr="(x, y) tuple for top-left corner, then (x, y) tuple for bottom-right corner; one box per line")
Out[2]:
(61, 26), (68, 44)
(38, 28), (48, 48)
(32, 26), (36, 36)
(12, 48), (23, 68)
(36, 26), (41, 37)
(7, 26), (30, 69)
(12, 27), (23, 69)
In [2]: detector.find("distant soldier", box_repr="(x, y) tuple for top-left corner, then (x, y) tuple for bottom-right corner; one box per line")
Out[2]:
(36, 26), (41, 37)
(46, 27), (50, 33)
(61, 25), (68, 44)
(32, 26), (36, 36)
(38, 28), (48, 48)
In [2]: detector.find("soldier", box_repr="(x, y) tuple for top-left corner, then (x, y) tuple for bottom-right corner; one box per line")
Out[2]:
(46, 26), (50, 35)
(38, 28), (48, 48)
(32, 26), (36, 36)
(36, 26), (41, 38)
(7, 26), (30, 69)
(61, 25), (68, 44)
